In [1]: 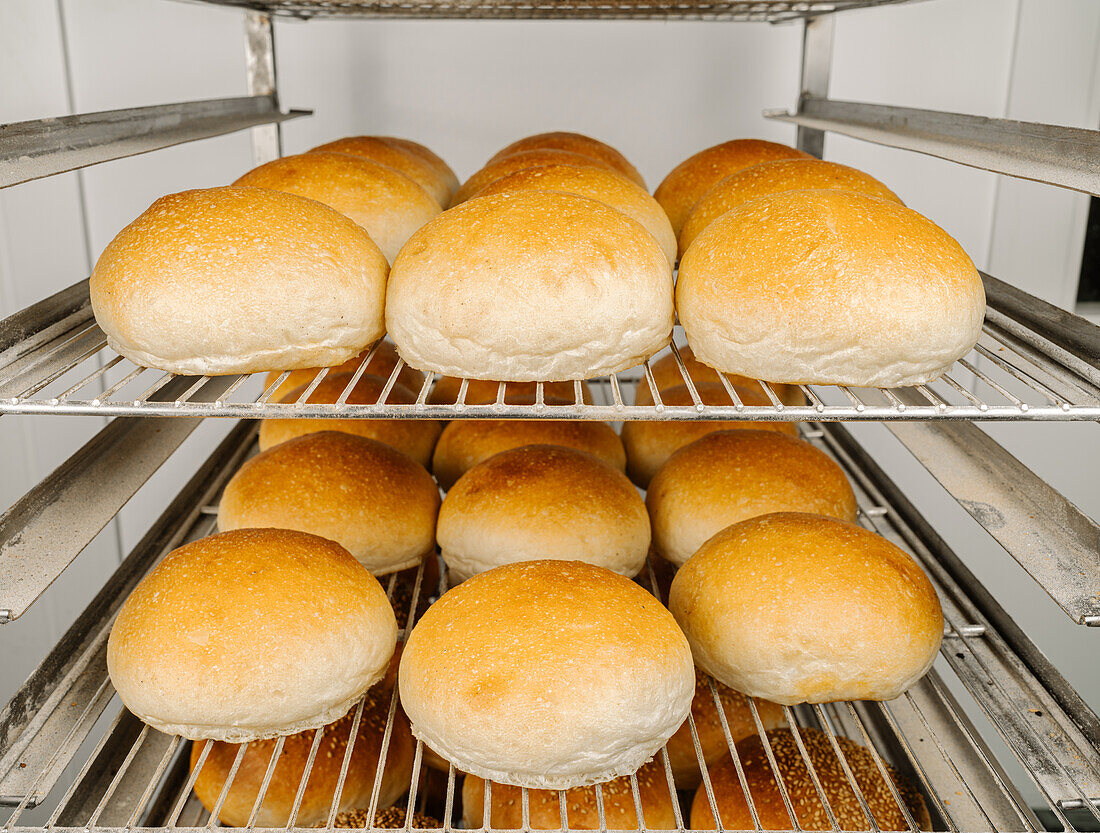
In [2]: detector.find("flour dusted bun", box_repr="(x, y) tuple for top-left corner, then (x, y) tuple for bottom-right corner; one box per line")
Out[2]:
(264, 341), (424, 403)
(257, 373), (441, 467)
(679, 158), (901, 251)
(486, 131), (645, 188)
(451, 149), (620, 205)
(437, 445), (648, 580)
(463, 759), (677, 829)
(235, 152), (440, 263)
(310, 136), (453, 206)
(669, 513), (943, 705)
(691, 728), (931, 830)
(473, 164), (675, 265)
(621, 383), (798, 488)
(432, 418), (625, 490)
(218, 432), (439, 575)
(107, 529), (397, 742)
(191, 656), (412, 826)
(647, 430), (857, 566)
(427, 377), (590, 406)
(387, 191), (673, 381)
(676, 190), (986, 387)
(89, 187), (387, 375)
(654, 139), (810, 240)
(399, 561), (695, 788)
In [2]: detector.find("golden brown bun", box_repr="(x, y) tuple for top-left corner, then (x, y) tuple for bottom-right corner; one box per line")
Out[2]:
(89, 187), (387, 376)
(264, 341), (425, 403)
(670, 513), (944, 705)
(621, 383), (798, 488)
(463, 759), (677, 829)
(451, 149), (619, 206)
(233, 152), (441, 263)
(257, 373), (441, 467)
(665, 670), (785, 790)
(107, 529), (396, 742)
(486, 131), (646, 188)
(654, 139), (811, 240)
(680, 158), (902, 252)
(191, 658), (412, 826)
(310, 136), (452, 206)
(218, 432), (440, 575)
(437, 445), (648, 580)
(647, 430), (857, 566)
(427, 377), (590, 406)
(432, 418), (625, 490)
(635, 346), (803, 407)
(691, 728), (931, 830)
(386, 191), (673, 381)
(676, 190), (985, 387)
(399, 561), (695, 788)
(473, 164), (675, 265)
(382, 136), (459, 198)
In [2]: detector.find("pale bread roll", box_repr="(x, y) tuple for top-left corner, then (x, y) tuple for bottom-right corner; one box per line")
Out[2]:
(264, 341), (424, 403)
(485, 131), (646, 188)
(310, 136), (453, 206)
(451, 149), (619, 205)
(89, 187), (387, 375)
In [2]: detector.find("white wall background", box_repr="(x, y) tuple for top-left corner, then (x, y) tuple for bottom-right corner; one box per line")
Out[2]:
(1, 0), (1098, 809)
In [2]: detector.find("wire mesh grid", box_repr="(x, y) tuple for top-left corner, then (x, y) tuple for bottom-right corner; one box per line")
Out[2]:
(3, 425), (1098, 833)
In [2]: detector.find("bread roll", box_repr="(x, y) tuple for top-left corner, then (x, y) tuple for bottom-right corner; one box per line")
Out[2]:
(654, 139), (810, 239)
(680, 158), (901, 252)
(473, 164), (674, 265)
(386, 191), (673, 381)
(437, 445), (648, 580)
(264, 341), (424, 403)
(676, 190), (986, 387)
(432, 418), (625, 490)
(310, 136), (453, 206)
(218, 432), (440, 575)
(486, 131), (645, 188)
(89, 187), (387, 375)
(665, 670), (786, 790)
(426, 377), (589, 406)
(451, 149), (619, 206)
(463, 759), (677, 829)
(647, 430), (857, 566)
(669, 513), (943, 704)
(382, 136), (459, 198)
(258, 373), (441, 467)
(107, 529), (397, 741)
(191, 657), (412, 826)
(691, 728), (931, 830)
(399, 561), (695, 788)
(621, 383), (798, 488)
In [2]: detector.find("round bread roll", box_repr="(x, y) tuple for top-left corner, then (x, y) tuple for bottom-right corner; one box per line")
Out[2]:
(191, 657), (413, 827)
(233, 152), (441, 264)
(690, 727), (931, 830)
(107, 528), (397, 741)
(621, 383), (798, 488)
(310, 136), (453, 206)
(679, 158), (902, 252)
(451, 149), (620, 206)
(89, 187), (387, 376)
(665, 670), (786, 790)
(437, 445), (648, 580)
(218, 432), (440, 575)
(264, 341), (425, 403)
(432, 418), (625, 490)
(676, 190), (986, 387)
(486, 131), (646, 188)
(257, 373), (442, 467)
(654, 139), (811, 240)
(463, 759), (677, 829)
(427, 377), (589, 406)
(399, 560), (695, 788)
(473, 164), (675, 266)
(382, 136), (459, 198)
(647, 430), (858, 566)
(387, 191), (673, 382)
(669, 513), (943, 704)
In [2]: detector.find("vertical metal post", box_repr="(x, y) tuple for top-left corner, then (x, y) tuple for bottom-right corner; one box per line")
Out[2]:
(795, 14), (835, 158)
(244, 12), (282, 165)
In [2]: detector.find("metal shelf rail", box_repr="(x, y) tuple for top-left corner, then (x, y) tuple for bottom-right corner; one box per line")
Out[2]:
(1, 421), (1098, 831)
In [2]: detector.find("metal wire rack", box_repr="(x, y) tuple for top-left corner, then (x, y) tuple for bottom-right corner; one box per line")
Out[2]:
(2, 422), (1098, 833)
